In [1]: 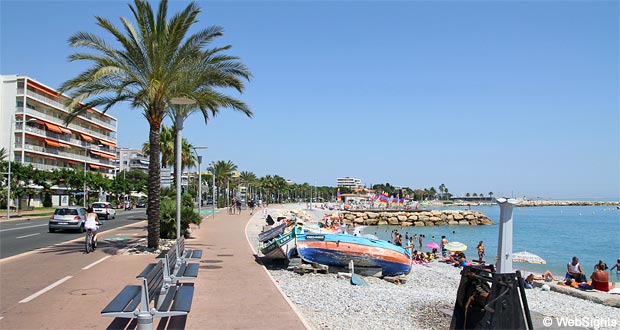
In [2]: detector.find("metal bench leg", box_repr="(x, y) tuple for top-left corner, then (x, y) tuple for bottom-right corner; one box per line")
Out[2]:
(136, 312), (154, 330)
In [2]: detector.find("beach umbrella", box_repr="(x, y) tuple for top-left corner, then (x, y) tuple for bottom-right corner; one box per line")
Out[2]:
(425, 242), (440, 249)
(444, 242), (468, 251)
(512, 251), (546, 264)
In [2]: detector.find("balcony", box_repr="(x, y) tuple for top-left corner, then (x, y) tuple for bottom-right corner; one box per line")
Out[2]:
(18, 88), (116, 131)
(15, 144), (114, 169)
(15, 123), (116, 154)
(19, 107), (116, 143)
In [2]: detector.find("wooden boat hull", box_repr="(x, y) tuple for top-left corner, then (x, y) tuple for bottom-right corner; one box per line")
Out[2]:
(296, 233), (412, 276)
(260, 230), (296, 260)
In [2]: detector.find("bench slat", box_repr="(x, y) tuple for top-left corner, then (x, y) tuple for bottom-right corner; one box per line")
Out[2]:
(101, 285), (141, 314)
(170, 285), (194, 313)
(136, 263), (157, 278)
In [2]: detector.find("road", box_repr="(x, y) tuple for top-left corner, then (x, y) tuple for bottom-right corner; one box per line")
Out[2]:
(0, 208), (147, 259)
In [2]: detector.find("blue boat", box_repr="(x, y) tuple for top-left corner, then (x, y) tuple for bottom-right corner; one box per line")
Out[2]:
(295, 231), (412, 276)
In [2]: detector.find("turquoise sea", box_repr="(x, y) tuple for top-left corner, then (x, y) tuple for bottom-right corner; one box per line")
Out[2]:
(358, 205), (620, 279)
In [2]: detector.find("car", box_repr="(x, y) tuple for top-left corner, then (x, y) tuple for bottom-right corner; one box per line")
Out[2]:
(92, 202), (116, 220)
(49, 207), (88, 233)
(136, 200), (147, 208)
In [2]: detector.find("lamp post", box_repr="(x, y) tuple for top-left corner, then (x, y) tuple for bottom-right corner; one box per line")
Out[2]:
(169, 97), (196, 241)
(6, 117), (37, 220)
(192, 146), (207, 216)
(496, 197), (519, 273)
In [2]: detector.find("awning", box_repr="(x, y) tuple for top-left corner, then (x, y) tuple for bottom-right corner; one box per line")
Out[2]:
(44, 122), (63, 134)
(58, 142), (71, 148)
(89, 164), (101, 169)
(59, 127), (72, 134)
(44, 139), (62, 147)
(96, 151), (117, 160)
(80, 133), (94, 142)
(67, 160), (81, 165)
(99, 140), (113, 147)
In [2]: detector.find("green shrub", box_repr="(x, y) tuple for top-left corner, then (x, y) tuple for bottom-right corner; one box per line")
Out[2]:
(159, 198), (201, 239)
(43, 193), (52, 207)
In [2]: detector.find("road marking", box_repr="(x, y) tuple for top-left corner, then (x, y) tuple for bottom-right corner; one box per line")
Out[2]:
(16, 233), (40, 239)
(82, 256), (111, 270)
(19, 276), (73, 303)
(15, 222), (36, 226)
(0, 224), (47, 232)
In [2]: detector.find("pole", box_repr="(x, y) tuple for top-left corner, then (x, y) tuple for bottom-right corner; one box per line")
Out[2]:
(84, 153), (87, 207)
(212, 168), (215, 219)
(496, 197), (518, 273)
(197, 155), (202, 216)
(175, 115), (183, 241)
(226, 178), (230, 212)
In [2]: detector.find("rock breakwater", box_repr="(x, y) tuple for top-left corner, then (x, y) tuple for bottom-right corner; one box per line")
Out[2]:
(338, 210), (494, 226)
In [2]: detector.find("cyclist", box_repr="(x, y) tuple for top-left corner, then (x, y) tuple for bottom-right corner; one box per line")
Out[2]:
(85, 206), (102, 248)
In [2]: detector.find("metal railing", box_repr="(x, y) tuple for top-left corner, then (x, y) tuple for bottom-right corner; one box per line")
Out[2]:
(20, 107), (116, 143)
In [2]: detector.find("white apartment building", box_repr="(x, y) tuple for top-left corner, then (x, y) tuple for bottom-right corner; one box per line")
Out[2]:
(337, 177), (364, 189)
(117, 147), (149, 174)
(1, 75), (118, 177)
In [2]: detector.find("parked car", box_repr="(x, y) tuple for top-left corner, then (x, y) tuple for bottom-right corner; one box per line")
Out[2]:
(92, 202), (116, 220)
(49, 207), (88, 233)
(136, 200), (147, 208)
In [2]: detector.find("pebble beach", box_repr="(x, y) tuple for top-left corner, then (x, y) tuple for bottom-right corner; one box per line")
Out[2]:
(247, 204), (620, 330)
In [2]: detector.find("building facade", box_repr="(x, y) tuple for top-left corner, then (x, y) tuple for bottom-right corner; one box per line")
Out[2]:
(1, 75), (118, 177)
(337, 177), (364, 189)
(117, 148), (149, 174)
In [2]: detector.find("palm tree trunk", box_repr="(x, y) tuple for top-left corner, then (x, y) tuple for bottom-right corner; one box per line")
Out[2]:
(147, 124), (161, 249)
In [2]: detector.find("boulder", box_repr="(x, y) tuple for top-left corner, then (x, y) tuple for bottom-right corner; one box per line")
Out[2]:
(453, 213), (464, 220)
(345, 213), (356, 221)
(408, 215), (418, 221)
(465, 215), (475, 220)
(414, 221), (425, 227)
(365, 219), (380, 226)
(354, 217), (366, 224)
(418, 215), (430, 221)
(458, 220), (470, 225)
(429, 216), (441, 222)
(447, 214), (454, 221)
(397, 215), (408, 222)
(388, 217), (400, 225)
(448, 221), (459, 225)
(401, 222), (412, 227)
(440, 214), (447, 221)
(377, 220), (388, 226)
(431, 210), (442, 217)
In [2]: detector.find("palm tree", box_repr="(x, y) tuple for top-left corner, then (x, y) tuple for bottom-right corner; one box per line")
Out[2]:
(239, 171), (257, 199)
(208, 160), (237, 204)
(180, 138), (197, 173)
(489, 192), (494, 200)
(58, 0), (251, 249)
(0, 147), (7, 162)
(439, 183), (445, 200)
(142, 125), (175, 168)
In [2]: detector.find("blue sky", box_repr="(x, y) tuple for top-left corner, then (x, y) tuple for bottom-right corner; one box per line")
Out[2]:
(1, 1), (618, 200)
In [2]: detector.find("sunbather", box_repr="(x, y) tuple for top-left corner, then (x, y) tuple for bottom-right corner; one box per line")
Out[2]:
(526, 270), (556, 284)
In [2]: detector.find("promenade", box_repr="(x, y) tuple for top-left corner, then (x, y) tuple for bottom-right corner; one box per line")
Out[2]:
(0, 207), (307, 330)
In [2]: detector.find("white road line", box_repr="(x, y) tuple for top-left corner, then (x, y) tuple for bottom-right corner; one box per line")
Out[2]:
(0, 224), (47, 232)
(16, 233), (40, 239)
(19, 276), (73, 303)
(82, 256), (111, 270)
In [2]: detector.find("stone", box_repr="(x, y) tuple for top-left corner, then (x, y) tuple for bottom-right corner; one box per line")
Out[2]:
(345, 213), (356, 220)
(397, 215), (408, 222)
(388, 217), (400, 225)
(377, 220), (388, 225)
(365, 219), (380, 226)
(465, 215), (475, 220)
(447, 214), (454, 221)
(418, 215), (430, 221)
(458, 220), (469, 225)
(414, 221), (425, 226)
(453, 213), (464, 220)
(431, 210), (442, 217)
(366, 212), (379, 219)
(429, 216), (441, 222)
(448, 221), (459, 225)
(408, 215), (418, 221)
(440, 214), (447, 221)
(354, 218), (365, 224)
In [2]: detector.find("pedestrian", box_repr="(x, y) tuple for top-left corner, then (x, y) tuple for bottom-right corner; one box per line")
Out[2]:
(441, 235), (448, 257)
(477, 241), (485, 261)
(419, 234), (424, 248)
(235, 198), (242, 214)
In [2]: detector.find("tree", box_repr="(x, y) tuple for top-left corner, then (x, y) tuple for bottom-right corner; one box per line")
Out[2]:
(0, 148), (7, 162)
(208, 160), (237, 205)
(142, 125), (175, 168)
(59, 0), (251, 249)
(439, 183), (446, 200)
(466, 193), (471, 197)
(489, 192), (494, 200)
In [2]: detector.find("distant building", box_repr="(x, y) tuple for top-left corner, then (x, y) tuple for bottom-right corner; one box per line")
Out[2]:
(117, 148), (149, 174)
(337, 177), (364, 189)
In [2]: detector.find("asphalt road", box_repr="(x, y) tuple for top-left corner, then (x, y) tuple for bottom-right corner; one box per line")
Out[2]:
(0, 208), (147, 259)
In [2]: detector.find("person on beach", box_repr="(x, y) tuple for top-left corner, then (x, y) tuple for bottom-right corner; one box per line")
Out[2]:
(566, 256), (586, 283)
(594, 260), (608, 271)
(419, 234), (424, 248)
(441, 236), (448, 257)
(526, 271), (556, 284)
(477, 241), (485, 261)
(590, 264), (615, 292)
(394, 234), (403, 247)
(610, 259), (620, 277)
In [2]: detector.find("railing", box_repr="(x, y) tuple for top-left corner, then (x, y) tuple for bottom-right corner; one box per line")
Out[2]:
(21, 107), (116, 143)
(16, 144), (113, 168)
(15, 123), (115, 154)
(22, 89), (116, 130)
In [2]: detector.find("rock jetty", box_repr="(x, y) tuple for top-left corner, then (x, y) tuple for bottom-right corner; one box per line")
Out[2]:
(338, 210), (494, 226)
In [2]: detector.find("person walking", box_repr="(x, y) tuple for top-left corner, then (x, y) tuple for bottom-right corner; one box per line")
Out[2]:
(441, 235), (448, 257)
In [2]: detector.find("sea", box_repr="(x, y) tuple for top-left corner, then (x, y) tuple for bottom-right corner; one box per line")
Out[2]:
(357, 205), (620, 279)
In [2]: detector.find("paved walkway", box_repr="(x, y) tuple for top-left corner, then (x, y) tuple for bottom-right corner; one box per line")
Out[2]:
(0, 207), (308, 330)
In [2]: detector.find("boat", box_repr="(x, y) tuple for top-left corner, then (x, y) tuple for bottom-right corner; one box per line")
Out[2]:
(295, 230), (412, 276)
(260, 229), (296, 260)
(258, 221), (287, 243)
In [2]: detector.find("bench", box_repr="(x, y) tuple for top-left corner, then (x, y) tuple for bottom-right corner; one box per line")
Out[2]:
(177, 236), (202, 261)
(101, 260), (194, 329)
(146, 245), (198, 284)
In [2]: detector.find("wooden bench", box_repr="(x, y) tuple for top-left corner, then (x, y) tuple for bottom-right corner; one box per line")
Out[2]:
(147, 245), (198, 284)
(101, 260), (194, 329)
(177, 236), (202, 261)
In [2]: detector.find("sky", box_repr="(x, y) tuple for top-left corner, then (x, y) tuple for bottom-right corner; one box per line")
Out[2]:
(1, 1), (618, 200)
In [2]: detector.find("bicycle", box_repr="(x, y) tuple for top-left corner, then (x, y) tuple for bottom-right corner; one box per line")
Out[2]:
(85, 229), (95, 253)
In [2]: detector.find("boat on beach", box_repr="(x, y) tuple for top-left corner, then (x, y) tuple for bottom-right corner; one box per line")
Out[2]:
(295, 230), (412, 276)
(260, 229), (296, 260)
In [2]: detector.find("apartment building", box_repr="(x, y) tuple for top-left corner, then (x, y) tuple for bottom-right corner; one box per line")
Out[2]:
(117, 147), (149, 174)
(337, 176), (364, 189)
(1, 75), (118, 178)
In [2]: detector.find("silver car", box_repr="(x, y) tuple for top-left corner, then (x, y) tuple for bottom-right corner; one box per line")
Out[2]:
(49, 207), (88, 233)
(92, 202), (116, 220)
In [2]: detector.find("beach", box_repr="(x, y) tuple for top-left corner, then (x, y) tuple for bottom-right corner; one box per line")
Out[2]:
(247, 204), (620, 330)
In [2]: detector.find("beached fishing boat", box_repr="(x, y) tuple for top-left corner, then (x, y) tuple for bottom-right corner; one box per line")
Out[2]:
(260, 230), (296, 260)
(295, 231), (412, 276)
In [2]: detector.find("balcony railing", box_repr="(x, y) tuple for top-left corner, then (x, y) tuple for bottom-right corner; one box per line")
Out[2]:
(15, 123), (116, 154)
(20, 107), (116, 143)
(20, 89), (116, 130)
(15, 145), (114, 168)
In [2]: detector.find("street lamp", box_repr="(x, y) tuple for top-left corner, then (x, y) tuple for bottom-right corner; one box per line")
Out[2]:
(192, 146), (207, 216)
(84, 144), (104, 207)
(170, 97), (196, 241)
(6, 116), (36, 220)
(496, 197), (519, 273)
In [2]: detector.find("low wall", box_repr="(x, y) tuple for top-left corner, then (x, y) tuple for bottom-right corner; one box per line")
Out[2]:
(338, 210), (495, 227)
